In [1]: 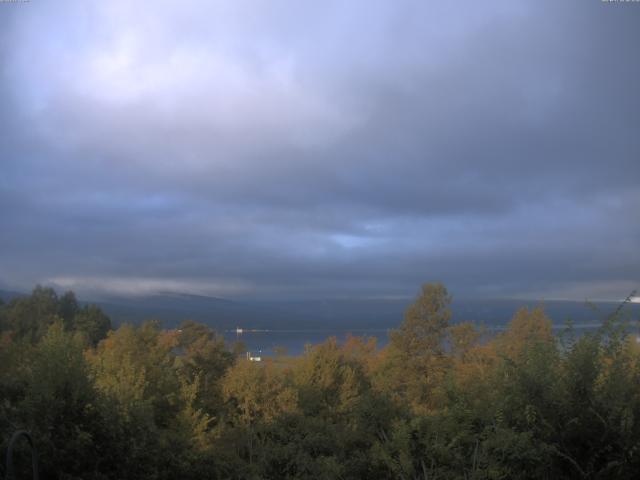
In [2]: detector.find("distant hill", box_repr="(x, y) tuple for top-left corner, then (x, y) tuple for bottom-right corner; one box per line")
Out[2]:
(0, 289), (25, 303)
(94, 292), (275, 330)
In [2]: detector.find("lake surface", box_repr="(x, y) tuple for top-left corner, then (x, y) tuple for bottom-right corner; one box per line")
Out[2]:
(85, 291), (639, 357)
(227, 321), (630, 357)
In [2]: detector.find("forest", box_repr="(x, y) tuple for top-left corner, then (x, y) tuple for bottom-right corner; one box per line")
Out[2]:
(1, 283), (640, 479)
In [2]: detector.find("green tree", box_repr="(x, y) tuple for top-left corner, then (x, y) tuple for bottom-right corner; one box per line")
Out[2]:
(175, 320), (234, 414)
(58, 290), (80, 329)
(86, 322), (184, 479)
(222, 358), (298, 472)
(73, 304), (112, 346)
(4, 286), (60, 343)
(377, 283), (452, 412)
(19, 322), (102, 479)
(390, 283), (452, 358)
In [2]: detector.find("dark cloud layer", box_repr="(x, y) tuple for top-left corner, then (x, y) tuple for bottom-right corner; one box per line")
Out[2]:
(1, 0), (638, 300)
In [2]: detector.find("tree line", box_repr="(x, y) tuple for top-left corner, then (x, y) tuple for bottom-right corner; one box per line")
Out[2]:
(1, 283), (639, 479)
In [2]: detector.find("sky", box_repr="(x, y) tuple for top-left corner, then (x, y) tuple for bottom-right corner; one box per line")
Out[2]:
(0, 0), (639, 301)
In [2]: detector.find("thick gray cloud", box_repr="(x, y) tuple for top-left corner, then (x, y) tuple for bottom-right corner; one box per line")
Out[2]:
(0, 0), (638, 300)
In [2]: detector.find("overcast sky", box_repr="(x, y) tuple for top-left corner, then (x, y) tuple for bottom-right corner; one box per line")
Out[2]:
(0, 0), (638, 301)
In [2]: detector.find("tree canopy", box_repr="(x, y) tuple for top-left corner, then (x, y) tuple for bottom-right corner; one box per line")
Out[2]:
(1, 283), (639, 479)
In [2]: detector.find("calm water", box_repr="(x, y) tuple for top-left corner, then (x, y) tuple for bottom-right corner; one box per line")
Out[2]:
(226, 328), (390, 357)
(92, 292), (638, 357)
(227, 322), (616, 357)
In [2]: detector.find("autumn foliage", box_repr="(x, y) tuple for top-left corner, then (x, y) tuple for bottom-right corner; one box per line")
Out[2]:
(1, 284), (639, 479)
